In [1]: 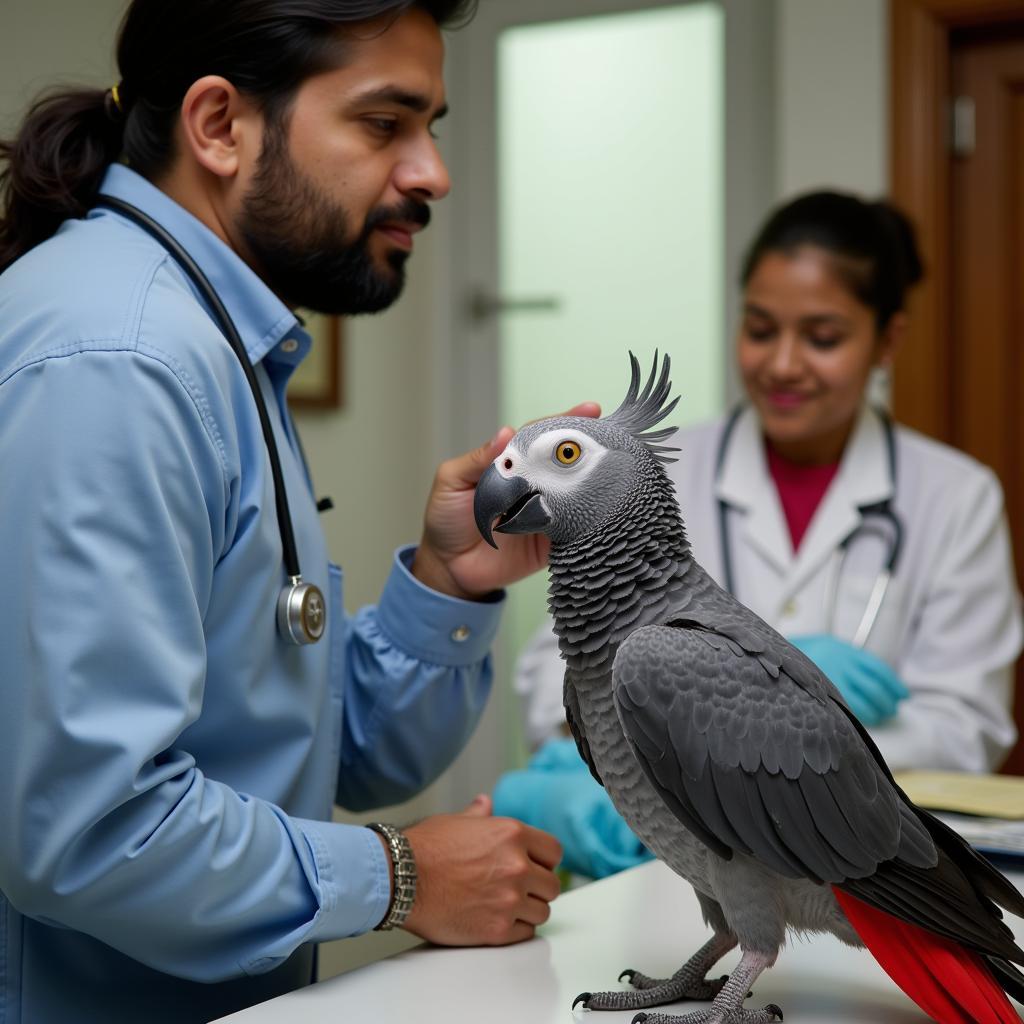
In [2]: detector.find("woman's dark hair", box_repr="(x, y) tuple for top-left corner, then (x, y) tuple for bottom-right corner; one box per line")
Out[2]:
(0, 0), (476, 273)
(740, 190), (924, 330)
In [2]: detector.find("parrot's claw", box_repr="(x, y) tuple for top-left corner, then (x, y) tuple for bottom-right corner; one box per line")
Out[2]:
(573, 992), (592, 1010)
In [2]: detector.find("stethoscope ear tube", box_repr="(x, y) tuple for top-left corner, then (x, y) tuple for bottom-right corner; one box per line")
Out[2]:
(95, 196), (324, 646)
(716, 406), (902, 648)
(851, 569), (891, 649)
(715, 407), (745, 600)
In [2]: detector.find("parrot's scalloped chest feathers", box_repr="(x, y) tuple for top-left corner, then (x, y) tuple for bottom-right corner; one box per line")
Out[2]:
(553, 515), (858, 944)
(547, 463), (705, 871)
(547, 455), (689, 670)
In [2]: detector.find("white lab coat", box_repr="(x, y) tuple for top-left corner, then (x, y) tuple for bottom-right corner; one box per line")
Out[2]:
(515, 405), (1022, 772)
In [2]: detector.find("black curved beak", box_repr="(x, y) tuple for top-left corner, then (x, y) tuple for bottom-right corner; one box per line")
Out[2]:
(473, 463), (550, 548)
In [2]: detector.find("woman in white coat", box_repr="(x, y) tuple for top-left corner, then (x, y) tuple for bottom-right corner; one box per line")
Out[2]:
(496, 191), (1023, 875)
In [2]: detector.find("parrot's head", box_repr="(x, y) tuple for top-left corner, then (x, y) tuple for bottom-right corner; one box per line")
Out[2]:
(474, 352), (681, 549)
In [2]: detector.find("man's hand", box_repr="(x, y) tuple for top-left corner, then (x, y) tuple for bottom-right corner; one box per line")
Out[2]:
(412, 403), (601, 599)
(401, 794), (563, 946)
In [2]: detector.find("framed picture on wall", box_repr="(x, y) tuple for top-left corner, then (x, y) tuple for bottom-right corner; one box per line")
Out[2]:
(288, 311), (344, 409)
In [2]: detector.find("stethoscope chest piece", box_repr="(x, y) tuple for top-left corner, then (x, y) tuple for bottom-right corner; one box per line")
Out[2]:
(278, 577), (326, 645)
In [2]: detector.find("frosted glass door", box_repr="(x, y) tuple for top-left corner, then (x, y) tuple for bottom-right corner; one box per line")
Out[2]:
(497, 3), (725, 688)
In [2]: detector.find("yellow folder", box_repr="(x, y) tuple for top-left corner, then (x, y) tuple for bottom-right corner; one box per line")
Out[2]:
(894, 771), (1024, 820)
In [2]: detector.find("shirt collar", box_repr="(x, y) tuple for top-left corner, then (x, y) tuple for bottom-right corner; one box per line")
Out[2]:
(94, 164), (298, 364)
(714, 404), (892, 509)
(714, 405), (769, 511)
(837, 404), (894, 506)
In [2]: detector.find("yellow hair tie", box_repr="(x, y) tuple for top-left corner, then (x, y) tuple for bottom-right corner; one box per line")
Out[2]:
(110, 84), (123, 112)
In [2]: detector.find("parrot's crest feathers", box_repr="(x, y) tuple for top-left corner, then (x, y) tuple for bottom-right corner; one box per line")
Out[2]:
(603, 351), (681, 465)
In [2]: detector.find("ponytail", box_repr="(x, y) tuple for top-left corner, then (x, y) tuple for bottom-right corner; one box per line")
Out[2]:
(869, 199), (924, 312)
(0, 87), (125, 273)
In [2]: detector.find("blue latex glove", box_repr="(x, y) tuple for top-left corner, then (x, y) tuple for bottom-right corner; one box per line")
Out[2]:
(790, 634), (910, 726)
(493, 738), (653, 878)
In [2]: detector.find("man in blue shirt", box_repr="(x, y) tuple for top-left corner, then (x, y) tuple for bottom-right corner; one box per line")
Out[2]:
(0, 2), (584, 1021)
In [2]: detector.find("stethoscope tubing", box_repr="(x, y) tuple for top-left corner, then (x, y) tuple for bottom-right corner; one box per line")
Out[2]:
(851, 569), (892, 648)
(716, 406), (902, 647)
(94, 196), (323, 644)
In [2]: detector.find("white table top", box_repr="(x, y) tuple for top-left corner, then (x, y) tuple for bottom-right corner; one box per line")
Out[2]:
(215, 860), (1024, 1023)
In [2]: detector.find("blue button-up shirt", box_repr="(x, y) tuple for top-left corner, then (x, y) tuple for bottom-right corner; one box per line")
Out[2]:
(0, 165), (502, 1023)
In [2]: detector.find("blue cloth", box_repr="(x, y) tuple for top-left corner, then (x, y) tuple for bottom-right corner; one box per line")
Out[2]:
(493, 739), (652, 879)
(790, 634), (909, 726)
(0, 165), (502, 1024)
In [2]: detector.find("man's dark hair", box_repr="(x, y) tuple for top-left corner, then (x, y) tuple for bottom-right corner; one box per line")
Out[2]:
(0, 0), (476, 273)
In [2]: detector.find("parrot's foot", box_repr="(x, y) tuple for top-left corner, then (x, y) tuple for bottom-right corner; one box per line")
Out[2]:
(573, 973), (725, 1013)
(608, 933), (737, 1002)
(629, 1006), (783, 1024)
(574, 947), (778, 1024)
(617, 969), (727, 1001)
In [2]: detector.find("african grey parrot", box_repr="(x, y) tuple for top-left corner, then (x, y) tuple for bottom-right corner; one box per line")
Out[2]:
(473, 353), (1024, 1024)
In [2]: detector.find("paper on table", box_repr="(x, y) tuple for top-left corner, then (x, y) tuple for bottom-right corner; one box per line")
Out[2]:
(894, 771), (1024, 820)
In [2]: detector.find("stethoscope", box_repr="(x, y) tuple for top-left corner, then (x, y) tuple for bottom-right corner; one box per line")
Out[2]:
(96, 196), (326, 646)
(715, 406), (904, 648)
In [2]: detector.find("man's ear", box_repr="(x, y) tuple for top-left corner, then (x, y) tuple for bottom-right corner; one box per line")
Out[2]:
(179, 75), (259, 180)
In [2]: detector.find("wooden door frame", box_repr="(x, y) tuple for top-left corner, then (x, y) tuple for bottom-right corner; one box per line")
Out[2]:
(890, 0), (1024, 435)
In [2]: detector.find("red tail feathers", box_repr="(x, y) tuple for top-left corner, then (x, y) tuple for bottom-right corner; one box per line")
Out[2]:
(833, 887), (1021, 1023)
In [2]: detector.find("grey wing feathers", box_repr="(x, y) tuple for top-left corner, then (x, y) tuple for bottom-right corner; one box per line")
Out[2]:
(612, 621), (933, 885)
(614, 617), (1024, 965)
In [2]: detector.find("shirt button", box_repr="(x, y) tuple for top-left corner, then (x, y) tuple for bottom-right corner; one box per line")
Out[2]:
(281, 338), (299, 353)
(451, 625), (471, 643)
(781, 600), (797, 618)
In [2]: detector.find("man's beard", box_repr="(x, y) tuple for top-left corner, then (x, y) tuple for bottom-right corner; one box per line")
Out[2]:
(238, 124), (430, 315)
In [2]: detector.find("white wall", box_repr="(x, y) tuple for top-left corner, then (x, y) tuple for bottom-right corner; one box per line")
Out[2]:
(775, 0), (889, 199)
(1, 0), (126, 132)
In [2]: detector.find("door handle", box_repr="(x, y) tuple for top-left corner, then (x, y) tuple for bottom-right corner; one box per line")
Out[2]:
(469, 289), (563, 322)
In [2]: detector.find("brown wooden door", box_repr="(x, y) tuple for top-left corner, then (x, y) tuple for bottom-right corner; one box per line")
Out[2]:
(948, 26), (1024, 771)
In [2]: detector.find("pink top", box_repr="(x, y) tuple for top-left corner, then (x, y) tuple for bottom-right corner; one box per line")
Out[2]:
(765, 444), (840, 552)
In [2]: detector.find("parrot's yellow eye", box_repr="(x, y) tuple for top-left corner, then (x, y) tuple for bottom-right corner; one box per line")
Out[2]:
(555, 440), (582, 465)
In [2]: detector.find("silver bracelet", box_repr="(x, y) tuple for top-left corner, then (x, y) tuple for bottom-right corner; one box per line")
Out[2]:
(368, 823), (417, 931)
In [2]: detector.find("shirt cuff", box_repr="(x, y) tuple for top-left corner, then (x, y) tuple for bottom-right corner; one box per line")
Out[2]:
(296, 818), (391, 941)
(376, 545), (504, 667)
